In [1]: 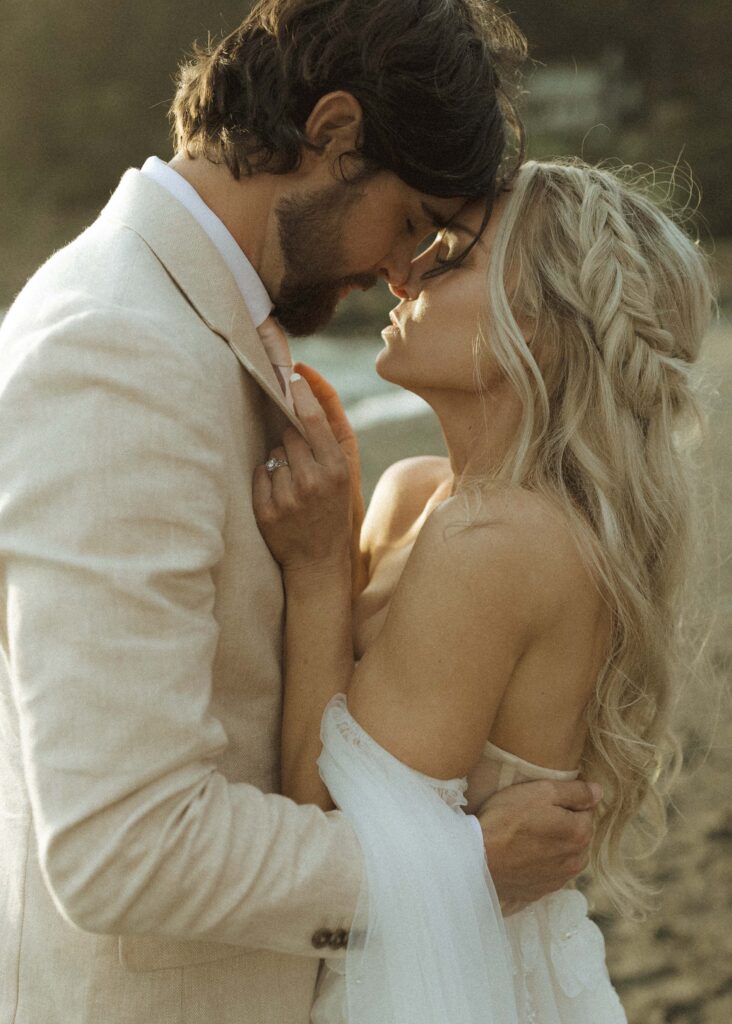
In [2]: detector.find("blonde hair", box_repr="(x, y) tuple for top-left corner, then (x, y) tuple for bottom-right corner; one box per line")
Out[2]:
(478, 159), (715, 915)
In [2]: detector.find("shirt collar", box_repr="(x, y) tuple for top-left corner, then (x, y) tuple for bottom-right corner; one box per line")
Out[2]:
(140, 156), (273, 329)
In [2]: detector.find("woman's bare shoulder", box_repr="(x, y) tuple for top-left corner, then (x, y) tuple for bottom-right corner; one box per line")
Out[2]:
(423, 485), (601, 622)
(361, 456), (451, 561)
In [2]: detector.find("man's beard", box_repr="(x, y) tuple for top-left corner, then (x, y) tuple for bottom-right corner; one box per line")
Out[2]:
(273, 183), (379, 337)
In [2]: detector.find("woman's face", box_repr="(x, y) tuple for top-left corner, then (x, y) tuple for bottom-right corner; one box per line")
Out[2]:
(376, 193), (510, 395)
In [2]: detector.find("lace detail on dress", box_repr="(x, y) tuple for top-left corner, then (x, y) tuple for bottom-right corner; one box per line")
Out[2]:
(323, 694), (469, 812)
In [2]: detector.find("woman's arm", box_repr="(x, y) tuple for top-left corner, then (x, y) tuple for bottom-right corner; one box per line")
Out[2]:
(280, 562), (352, 808)
(253, 372), (357, 810)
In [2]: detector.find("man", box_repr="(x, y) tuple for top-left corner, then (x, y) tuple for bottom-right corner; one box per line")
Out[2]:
(0, 2), (600, 1022)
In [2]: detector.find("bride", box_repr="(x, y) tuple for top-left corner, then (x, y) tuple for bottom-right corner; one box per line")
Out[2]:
(252, 159), (713, 1023)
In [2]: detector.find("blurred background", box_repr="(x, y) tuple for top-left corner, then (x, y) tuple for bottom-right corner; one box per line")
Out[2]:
(1, 2), (730, 1021)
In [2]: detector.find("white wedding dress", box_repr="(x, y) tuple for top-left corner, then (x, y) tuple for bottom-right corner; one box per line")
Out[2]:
(311, 693), (626, 1024)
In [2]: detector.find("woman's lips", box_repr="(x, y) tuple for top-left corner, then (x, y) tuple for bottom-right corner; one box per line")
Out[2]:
(381, 310), (402, 340)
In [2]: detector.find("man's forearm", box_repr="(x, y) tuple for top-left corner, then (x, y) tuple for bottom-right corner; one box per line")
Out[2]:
(281, 560), (354, 808)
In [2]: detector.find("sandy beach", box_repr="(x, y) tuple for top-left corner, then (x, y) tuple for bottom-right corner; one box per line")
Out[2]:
(594, 318), (732, 1024)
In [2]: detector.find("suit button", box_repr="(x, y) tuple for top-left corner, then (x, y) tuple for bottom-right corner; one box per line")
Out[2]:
(329, 929), (349, 950)
(311, 928), (333, 950)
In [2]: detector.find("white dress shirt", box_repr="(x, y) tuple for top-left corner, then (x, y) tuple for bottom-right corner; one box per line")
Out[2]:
(140, 156), (273, 329)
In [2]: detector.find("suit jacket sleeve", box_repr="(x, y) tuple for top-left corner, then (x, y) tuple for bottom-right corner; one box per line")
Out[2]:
(0, 303), (362, 958)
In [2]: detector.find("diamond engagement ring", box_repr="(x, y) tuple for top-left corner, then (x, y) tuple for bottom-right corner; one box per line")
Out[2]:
(265, 457), (290, 474)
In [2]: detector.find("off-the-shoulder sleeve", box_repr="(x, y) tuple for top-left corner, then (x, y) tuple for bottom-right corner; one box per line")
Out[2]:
(316, 693), (518, 1023)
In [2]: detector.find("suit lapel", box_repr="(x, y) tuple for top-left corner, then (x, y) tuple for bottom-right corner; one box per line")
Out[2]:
(227, 303), (302, 431)
(100, 169), (302, 432)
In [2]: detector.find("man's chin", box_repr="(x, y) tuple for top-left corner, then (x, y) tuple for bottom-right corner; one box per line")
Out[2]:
(274, 276), (378, 337)
(273, 294), (340, 337)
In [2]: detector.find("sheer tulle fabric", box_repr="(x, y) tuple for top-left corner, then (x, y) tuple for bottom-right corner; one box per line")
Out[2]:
(313, 694), (628, 1024)
(314, 693), (519, 1024)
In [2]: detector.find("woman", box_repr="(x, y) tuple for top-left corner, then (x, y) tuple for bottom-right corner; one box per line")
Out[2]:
(253, 159), (713, 1023)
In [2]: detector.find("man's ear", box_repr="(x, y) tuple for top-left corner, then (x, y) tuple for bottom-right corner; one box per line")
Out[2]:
(303, 91), (364, 177)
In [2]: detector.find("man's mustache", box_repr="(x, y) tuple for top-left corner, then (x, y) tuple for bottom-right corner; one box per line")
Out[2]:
(272, 271), (381, 335)
(337, 272), (380, 292)
(279, 272), (379, 299)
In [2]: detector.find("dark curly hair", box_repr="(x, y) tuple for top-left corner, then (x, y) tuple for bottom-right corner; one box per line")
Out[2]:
(170, 0), (526, 200)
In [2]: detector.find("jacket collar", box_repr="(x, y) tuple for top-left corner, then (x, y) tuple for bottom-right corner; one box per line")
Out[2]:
(100, 169), (301, 431)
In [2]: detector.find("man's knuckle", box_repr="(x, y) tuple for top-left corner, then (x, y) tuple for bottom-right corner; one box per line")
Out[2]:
(535, 779), (556, 802)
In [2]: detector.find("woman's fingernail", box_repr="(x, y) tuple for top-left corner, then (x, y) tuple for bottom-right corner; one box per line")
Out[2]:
(589, 783), (603, 803)
(290, 372), (303, 383)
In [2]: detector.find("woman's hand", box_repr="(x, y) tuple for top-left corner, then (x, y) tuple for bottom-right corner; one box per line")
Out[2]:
(253, 372), (353, 579)
(292, 363), (368, 597)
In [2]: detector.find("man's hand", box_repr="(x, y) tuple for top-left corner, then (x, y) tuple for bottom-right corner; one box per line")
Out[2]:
(478, 779), (602, 915)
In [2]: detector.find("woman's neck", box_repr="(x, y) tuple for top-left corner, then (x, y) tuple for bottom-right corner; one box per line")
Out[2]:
(419, 384), (524, 487)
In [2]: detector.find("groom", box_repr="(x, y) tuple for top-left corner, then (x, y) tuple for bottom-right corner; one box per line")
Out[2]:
(0, 2), (600, 1022)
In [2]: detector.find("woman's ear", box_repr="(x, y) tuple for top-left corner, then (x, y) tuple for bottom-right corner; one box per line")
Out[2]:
(303, 91), (364, 177)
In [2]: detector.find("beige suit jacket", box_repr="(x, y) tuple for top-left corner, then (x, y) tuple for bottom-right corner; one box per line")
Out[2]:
(0, 170), (362, 1024)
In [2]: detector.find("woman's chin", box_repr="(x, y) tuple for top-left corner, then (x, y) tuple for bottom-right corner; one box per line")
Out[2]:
(375, 353), (426, 398)
(374, 346), (402, 385)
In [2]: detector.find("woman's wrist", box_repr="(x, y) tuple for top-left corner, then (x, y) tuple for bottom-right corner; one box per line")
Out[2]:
(283, 554), (352, 592)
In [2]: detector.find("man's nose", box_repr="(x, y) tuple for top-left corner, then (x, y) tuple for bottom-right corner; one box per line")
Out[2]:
(380, 240), (421, 296)
(386, 249), (429, 301)
(387, 277), (411, 301)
